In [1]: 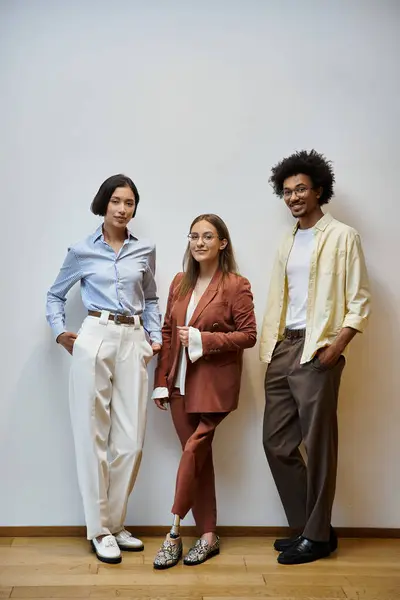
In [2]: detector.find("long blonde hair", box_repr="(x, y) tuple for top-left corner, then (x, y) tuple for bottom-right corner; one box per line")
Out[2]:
(178, 214), (238, 297)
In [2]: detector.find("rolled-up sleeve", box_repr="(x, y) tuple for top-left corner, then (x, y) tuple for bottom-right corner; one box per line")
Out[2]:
(342, 233), (371, 332)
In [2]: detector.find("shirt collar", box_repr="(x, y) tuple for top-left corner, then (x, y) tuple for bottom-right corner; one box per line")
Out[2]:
(292, 212), (333, 235)
(92, 225), (137, 243)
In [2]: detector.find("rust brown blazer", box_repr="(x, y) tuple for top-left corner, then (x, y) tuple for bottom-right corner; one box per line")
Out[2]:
(154, 270), (257, 413)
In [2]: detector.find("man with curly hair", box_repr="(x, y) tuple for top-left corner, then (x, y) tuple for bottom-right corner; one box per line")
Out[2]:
(260, 150), (371, 565)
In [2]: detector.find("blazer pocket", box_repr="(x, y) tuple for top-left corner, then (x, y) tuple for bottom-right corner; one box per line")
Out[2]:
(211, 353), (238, 367)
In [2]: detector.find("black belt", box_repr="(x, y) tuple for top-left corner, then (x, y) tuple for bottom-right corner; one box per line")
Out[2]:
(284, 328), (306, 339)
(88, 310), (143, 326)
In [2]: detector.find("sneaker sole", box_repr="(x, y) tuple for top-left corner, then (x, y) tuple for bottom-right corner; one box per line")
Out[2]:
(117, 544), (144, 552)
(183, 547), (220, 566)
(90, 541), (122, 564)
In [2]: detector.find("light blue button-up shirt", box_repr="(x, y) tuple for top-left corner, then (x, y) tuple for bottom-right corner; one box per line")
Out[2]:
(46, 226), (162, 343)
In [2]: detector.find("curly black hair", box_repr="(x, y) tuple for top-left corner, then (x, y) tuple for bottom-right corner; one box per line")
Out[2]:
(269, 149), (335, 206)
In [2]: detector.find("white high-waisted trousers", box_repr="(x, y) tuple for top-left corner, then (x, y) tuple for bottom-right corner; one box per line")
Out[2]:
(69, 312), (152, 540)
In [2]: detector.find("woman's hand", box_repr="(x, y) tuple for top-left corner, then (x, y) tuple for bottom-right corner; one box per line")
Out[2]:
(56, 331), (78, 355)
(177, 326), (189, 347)
(151, 342), (162, 355)
(154, 398), (169, 411)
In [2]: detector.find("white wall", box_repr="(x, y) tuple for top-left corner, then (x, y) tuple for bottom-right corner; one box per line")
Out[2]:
(1, 0), (399, 529)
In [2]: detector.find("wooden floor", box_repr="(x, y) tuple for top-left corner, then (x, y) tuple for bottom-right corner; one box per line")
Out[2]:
(0, 536), (399, 599)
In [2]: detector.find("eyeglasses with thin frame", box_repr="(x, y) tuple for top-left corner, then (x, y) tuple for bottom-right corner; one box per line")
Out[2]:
(187, 233), (221, 244)
(283, 186), (313, 200)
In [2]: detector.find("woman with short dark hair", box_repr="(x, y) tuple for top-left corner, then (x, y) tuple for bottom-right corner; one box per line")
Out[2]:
(46, 174), (161, 564)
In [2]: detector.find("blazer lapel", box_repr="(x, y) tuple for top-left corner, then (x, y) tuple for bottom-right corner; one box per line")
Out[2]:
(175, 291), (192, 327)
(167, 290), (192, 387)
(189, 269), (223, 327)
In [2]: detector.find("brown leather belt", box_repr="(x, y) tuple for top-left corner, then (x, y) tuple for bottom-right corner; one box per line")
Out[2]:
(88, 310), (143, 326)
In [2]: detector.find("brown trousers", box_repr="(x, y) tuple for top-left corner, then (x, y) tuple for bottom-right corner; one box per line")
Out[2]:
(169, 390), (228, 534)
(263, 330), (345, 542)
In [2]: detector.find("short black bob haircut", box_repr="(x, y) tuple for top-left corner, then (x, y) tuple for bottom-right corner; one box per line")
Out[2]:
(91, 174), (140, 217)
(269, 149), (335, 206)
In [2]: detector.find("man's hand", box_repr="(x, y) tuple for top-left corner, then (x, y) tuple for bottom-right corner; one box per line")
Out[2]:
(177, 326), (189, 347)
(154, 397), (169, 411)
(317, 344), (342, 368)
(56, 331), (77, 355)
(151, 342), (162, 355)
(317, 327), (357, 368)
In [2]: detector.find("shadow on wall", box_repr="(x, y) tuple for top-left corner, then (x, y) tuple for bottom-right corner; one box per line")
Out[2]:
(211, 347), (286, 526)
(335, 275), (399, 526)
(1, 288), (87, 525)
(331, 201), (399, 527)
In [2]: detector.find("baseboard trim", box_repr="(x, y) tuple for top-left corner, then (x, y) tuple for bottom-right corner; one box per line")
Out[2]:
(0, 525), (399, 538)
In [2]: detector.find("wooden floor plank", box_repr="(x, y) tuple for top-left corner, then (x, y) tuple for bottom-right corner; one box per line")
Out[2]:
(10, 588), (93, 598)
(0, 547), (143, 567)
(3, 537), (400, 600)
(0, 565), (92, 577)
(343, 587), (400, 600)
(9, 586), (268, 598)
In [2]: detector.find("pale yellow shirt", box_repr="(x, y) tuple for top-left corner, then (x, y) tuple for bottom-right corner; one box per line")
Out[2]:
(259, 213), (371, 365)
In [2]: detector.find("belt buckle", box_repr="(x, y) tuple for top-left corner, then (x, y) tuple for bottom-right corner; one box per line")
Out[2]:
(114, 313), (122, 325)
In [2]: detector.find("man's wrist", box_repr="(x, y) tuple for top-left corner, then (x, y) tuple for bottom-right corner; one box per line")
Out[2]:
(331, 339), (346, 355)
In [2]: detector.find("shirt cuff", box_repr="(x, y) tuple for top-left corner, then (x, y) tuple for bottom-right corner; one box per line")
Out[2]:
(148, 332), (162, 345)
(342, 314), (367, 333)
(152, 387), (169, 400)
(188, 327), (203, 363)
(53, 324), (67, 342)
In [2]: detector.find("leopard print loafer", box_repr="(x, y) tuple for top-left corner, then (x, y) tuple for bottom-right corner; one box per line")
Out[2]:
(153, 536), (183, 570)
(183, 536), (220, 566)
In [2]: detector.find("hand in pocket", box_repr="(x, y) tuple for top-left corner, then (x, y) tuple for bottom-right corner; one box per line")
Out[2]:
(57, 331), (78, 355)
(316, 345), (341, 369)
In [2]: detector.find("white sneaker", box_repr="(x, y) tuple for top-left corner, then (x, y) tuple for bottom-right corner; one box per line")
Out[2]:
(115, 528), (144, 552)
(91, 535), (122, 564)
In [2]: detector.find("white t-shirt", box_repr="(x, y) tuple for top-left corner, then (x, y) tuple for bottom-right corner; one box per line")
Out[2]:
(285, 227), (315, 330)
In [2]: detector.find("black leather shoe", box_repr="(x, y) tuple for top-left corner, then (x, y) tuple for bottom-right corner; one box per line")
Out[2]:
(274, 526), (338, 553)
(329, 527), (338, 553)
(277, 537), (331, 565)
(273, 534), (301, 552)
